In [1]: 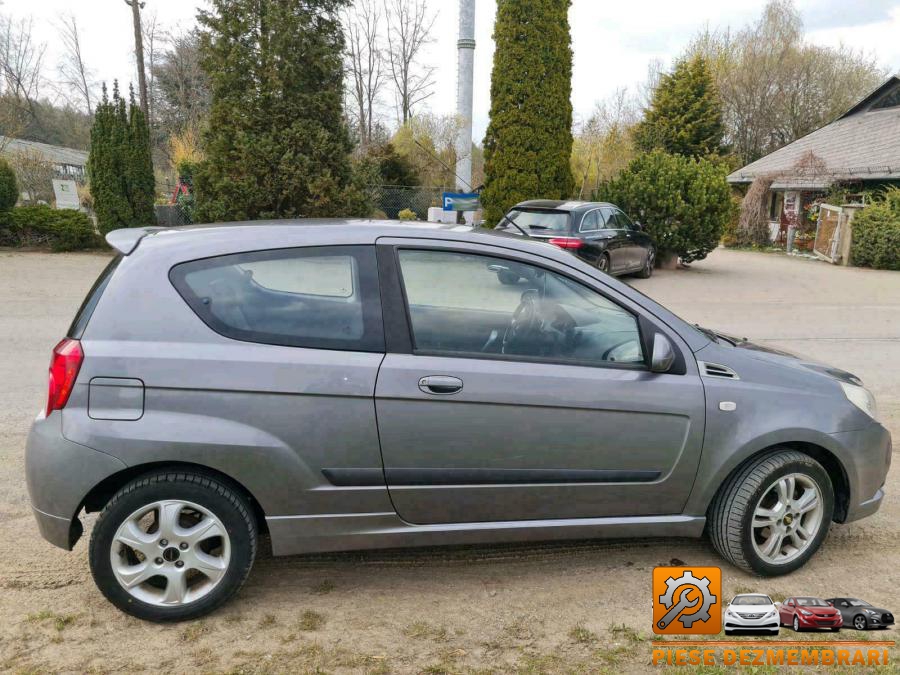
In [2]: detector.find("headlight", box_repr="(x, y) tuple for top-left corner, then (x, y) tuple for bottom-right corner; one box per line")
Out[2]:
(840, 382), (878, 421)
(800, 609), (813, 616)
(765, 609), (777, 619)
(865, 609), (879, 615)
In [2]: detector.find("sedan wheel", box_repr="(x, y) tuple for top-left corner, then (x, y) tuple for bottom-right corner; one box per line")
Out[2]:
(90, 472), (257, 621)
(750, 473), (825, 566)
(597, 253), (610, 274)
(635, 247), (655, 279)
(794, 616), (801, 632)
(854, 615), (868, 630)
(708, 449), (833, 576)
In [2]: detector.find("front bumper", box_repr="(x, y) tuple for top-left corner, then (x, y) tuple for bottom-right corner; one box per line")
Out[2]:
(832, 423), (892, 524)
(724, 613), (780, 631)
(25, 412), (125, 549)
(796, 614), (843, 629)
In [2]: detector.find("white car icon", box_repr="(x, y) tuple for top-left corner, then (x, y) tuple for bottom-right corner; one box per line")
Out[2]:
(724, 594), (780, 635)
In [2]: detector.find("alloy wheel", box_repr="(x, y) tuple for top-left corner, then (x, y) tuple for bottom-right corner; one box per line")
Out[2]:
(109, 499), (231, 607)
(794, 616), (800, 632)
(855, 615), (867, 630)
(751, 473), (824, 565)
(598, 255), (609, 273)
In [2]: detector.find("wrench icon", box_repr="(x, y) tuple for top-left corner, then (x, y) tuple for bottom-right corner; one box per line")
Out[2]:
(657, 588), (700, 630)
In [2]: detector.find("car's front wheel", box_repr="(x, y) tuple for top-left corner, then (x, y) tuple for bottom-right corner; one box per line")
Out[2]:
(853, 615), (868, 630)
(89, 471), (257, 622)
(794, 616), (801, 632)
(708, 449), (834, 576)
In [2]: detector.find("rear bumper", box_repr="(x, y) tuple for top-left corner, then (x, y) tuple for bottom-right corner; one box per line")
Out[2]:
(25, 412), (126, 550)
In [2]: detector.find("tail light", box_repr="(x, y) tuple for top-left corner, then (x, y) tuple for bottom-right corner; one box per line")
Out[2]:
(548, 237), (584, 249)
(47, 338), (83, 414)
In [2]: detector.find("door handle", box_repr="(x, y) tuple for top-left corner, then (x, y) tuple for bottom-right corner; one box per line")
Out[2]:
(418, 375), (463, 395)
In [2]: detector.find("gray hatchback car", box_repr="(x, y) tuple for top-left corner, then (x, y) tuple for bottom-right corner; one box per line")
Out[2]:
(26, 221), (891, 621)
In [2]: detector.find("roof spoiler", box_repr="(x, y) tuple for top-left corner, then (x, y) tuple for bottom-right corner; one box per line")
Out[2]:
(105, 227), (166, 255)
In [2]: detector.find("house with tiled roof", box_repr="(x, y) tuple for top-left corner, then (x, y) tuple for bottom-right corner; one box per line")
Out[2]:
(727, 75), (900, 245)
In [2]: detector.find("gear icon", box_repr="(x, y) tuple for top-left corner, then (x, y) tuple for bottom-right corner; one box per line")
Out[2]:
(658, 570), (717, 628)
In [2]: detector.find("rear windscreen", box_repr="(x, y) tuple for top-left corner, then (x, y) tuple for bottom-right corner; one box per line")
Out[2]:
(68, 255), (122, 339)
(499, 209), (571, 233)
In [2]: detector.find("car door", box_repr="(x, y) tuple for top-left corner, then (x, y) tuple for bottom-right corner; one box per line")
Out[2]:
(780, 599), (794, 625)
(373, 240), (706, 525)
(616, 209), (651, 270)
(576, 208), (609, 267)
(599, 206), (629, 272)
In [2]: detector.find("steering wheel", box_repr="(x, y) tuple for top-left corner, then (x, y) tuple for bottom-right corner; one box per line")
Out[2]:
(501, 290), (541, 355)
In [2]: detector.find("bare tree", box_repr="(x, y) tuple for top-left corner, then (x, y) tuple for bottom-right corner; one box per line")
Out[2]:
(56, 14), (94, 114)
(124, 0), (149, 119)
(152, 29), (209, 136)
(344, 0), (385, 149)
(0, 14), (45, 132)
(383, 0), (436, 126)
(142, 9), (162, 128)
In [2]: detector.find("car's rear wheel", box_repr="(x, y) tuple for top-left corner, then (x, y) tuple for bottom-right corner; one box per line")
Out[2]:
(597, 253), (611, 274)
(89, 471), (257, 622)
(708, 449), (833, 576)
(635, 247), (655, 278)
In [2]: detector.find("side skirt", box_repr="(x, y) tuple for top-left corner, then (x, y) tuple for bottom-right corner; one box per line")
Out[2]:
(265, 512), (706, 556)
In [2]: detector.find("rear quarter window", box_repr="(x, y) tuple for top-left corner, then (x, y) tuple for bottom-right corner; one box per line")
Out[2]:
(169, 245), (384, 352)
(68, 255), (122, 339)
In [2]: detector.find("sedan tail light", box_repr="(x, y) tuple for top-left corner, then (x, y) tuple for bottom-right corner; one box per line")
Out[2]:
(47, 338), (83, 414)
(548, 237), (584, 250)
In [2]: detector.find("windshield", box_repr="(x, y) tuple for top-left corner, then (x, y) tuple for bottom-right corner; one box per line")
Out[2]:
(848, 600), (871, 607)
(733, 595), (772, 606)
(501, 209), (570, 233)
(796, 598), (829, 607)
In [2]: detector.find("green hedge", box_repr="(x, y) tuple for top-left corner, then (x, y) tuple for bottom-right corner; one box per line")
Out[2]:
(851, 189), (900, 271)
(0, 205), (104, 252)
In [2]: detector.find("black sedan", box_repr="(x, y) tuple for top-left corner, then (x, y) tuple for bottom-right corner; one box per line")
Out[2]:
(495, 200), (656, 278)
(826, 598), (894, 630)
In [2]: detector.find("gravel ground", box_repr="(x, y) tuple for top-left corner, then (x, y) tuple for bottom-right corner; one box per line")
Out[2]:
(0, 247), (898, 674)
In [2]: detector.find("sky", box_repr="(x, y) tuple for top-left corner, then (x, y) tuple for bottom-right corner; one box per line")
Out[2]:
(8, 0), (900, 141)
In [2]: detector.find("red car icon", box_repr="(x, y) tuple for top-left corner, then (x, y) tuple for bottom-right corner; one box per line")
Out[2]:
(779, 597), (843, 631)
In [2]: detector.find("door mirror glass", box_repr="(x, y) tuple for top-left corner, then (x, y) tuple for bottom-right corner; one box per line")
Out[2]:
(634, 220), (643, 231)
(650, 333), (676, 373)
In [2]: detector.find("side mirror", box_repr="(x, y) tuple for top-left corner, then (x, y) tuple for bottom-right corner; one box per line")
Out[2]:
(650, 333), (676, 373)
(634, 221), (643, 231)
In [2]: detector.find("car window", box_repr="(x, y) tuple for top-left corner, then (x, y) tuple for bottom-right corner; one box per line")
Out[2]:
(600, 206), (619, 229)
(170, 245), (384, 352)
(617, 209), (637, 231)
(795, 598), (828, 607)
(579, 209), (604, 232)
(502, 209), (570, 233)
(848, 600), (870, 607)
(397, 249), (644, 366)
(732, 595), (772, 606)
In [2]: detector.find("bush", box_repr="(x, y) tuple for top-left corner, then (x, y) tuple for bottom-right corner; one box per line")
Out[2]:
(851, 189), (900, 270)
(0, 205), (103, 252)
(0, 159), (18, 211)
(398, 208), (417, 221)
(596, 150), (734, 263)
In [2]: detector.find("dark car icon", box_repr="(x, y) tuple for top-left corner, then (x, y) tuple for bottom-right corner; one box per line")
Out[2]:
(826, 598), (895, 630)
(779, 597), (843, 632)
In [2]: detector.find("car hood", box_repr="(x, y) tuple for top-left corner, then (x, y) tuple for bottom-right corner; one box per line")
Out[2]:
(855, 606), (892, 615)
(713, 332), (864, 387)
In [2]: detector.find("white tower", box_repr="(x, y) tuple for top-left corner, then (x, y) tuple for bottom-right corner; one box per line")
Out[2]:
(455, 0), (476, 193)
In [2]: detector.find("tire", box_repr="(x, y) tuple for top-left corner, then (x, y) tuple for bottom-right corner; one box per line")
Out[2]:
(794, 616), (801, 632)
(635, 247), (655, 279)
(831, 627), (840, 632)
(853, 615), (868, 631)
(597, 253), (611, 275)
(771, 629), (780, 635)
(724, 629), (733, 636)
(89, 471), (257, 622)
(708, 449), (834, 577)
(498, 270), (520, 285)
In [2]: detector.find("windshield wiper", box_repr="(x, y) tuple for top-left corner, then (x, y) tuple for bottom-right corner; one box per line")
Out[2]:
(693, 324), (719, 343)
(497, 216), (529, 237)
